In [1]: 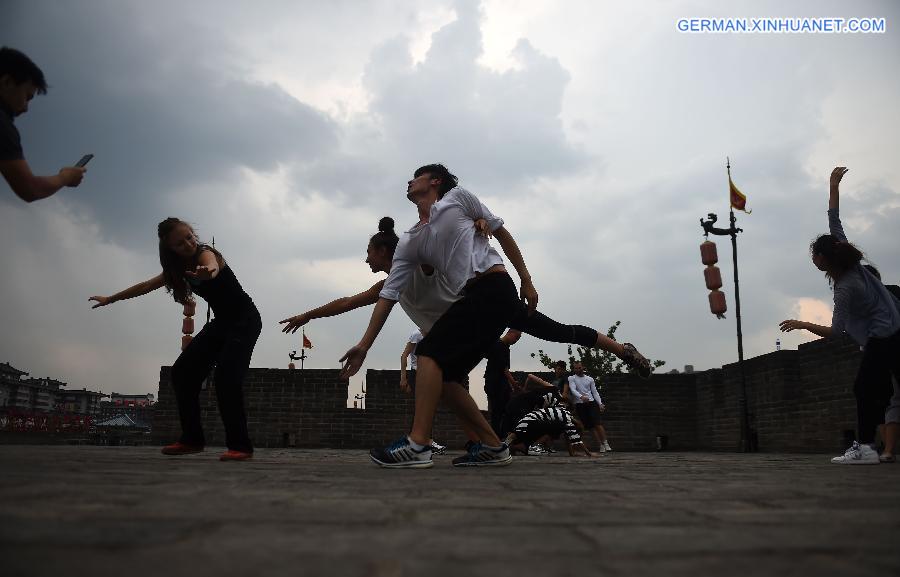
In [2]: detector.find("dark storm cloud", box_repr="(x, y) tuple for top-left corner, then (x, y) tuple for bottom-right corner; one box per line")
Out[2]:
(3, 1), (339, 244)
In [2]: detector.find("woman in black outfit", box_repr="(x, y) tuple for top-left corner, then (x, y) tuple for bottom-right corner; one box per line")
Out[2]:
(90, 218), (261, 461)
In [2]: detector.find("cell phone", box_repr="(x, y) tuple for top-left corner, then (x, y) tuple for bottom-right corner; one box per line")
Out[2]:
(74, 154), (94, 168)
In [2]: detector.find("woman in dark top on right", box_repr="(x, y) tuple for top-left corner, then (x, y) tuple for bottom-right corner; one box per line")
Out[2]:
(780, 167), (900, 464)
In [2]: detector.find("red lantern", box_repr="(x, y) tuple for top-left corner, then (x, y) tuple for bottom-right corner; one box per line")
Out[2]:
(704, 266), (723, 290)
(181, 334), (193, 350)
(183, 300), (196, 317)
(700, 241), (718, 265)
(182, 317), (194, 334)
(709, 290), (727, 316)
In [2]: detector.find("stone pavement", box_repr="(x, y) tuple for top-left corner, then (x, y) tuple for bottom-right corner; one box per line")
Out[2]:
(1, 446), (898, 577)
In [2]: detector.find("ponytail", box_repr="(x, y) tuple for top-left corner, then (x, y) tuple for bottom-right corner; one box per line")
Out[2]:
(370, 216), (399, 254)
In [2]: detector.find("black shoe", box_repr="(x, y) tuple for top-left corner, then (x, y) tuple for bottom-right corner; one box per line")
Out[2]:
(621, 343), (651, 379)
(452, 442), (512, 467)
(369, 437), (433, 468)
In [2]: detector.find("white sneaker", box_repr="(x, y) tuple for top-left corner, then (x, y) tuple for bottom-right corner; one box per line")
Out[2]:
(597, 443), (607, 453)
(430, 441), (447, 455)
(830, 441), (879, 465)
(602, 441), (612, 452)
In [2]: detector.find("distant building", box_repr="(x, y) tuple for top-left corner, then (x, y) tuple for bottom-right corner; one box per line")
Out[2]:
(97, 393), (155, 429)
(1, 362), (67, 412)
(108, 392), (155, 408)
(94, 413), (151, 431)
(57, 388), (105, 414)
(666, 365), (695, 375)
(1, 361), (103, 414)
(0, 362), (27, 407)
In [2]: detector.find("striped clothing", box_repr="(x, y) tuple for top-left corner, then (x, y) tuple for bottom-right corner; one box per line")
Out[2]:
(500, 387), (563, 436)
(514, 406), (581, 446)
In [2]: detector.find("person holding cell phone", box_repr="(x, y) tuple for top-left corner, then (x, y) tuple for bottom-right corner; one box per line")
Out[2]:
(90, 218), (262, 461)
(0, 47), (88, 203)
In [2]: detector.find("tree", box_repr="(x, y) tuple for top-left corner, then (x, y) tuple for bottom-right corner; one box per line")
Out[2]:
(530, 321), (665, 378)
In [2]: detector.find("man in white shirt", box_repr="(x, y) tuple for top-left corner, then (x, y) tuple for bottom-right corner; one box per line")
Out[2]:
(566, 362), (612, 452)
(340, 163), (538, 469)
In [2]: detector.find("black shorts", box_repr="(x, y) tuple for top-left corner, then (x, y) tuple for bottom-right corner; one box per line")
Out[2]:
(415, 272), (519, 383)
(575, 402), (603, 428)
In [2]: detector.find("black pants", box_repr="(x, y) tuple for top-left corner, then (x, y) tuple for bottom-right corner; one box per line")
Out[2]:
(509, 306), (598, 348)
(485, 379), (511, 435)
(170, 306), (262, 452)
(855, 329), (900, 444)
(416, 272), (520, 383)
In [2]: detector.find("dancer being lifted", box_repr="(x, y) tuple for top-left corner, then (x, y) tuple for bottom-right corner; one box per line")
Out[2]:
(280, 222), (651, 376)
(90, 218), (262, 461)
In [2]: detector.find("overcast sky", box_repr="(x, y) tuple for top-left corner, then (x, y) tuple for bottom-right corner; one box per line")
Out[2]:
(2, 0), (898, 409)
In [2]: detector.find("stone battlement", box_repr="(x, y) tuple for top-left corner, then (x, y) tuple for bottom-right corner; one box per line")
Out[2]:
(152, 338), (861, 452)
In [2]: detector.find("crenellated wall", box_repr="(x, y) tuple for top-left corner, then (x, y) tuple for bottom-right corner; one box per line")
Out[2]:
(151, 338), (863, 452)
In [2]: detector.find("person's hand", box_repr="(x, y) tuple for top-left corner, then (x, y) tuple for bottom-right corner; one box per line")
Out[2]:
(581, 394), (589, 402)
(59, 166), (86, 187)
(520, 278), (538, 315)
(185, 265), (214, 281)
(89, 295), (113, 309)
(280, 313), (310, 334)
(399, 377), (410, 393)
(779, 319), (806, 332)
(598, 404), (606, 413)
(339, 345), (368, 378)
(830, 166), (848, 188)
(474, 218), (492, 238)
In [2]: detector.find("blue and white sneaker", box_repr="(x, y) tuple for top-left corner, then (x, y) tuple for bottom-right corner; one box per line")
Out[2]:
(370, 437), (433, 468)
(451, 442), (513, 467)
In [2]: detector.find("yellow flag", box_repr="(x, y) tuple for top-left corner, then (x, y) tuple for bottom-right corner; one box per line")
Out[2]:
(729, 176), (751, 213)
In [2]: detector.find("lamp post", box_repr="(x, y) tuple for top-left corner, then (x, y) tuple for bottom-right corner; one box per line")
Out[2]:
(700, 205), (754, 453)
(289, 349), (307, 371)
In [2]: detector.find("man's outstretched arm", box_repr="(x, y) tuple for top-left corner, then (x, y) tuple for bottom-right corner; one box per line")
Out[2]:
(1, 159), (85, 202)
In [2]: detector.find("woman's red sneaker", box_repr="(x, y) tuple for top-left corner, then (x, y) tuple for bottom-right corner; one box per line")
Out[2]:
(219, 450), (253, 461)
(161, 442), (204, 455)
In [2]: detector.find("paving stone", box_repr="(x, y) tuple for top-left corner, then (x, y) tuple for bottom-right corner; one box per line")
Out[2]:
(0, 446), (898, 577)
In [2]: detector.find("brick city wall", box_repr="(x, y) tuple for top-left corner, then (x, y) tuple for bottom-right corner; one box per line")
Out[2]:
(695, 338), (860, 452)
(151, 367), (474, 449)
(151, 337), (863, 452)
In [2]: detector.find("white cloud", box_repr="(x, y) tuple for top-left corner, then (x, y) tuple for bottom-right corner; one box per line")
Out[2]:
(2, 0), (899, 410)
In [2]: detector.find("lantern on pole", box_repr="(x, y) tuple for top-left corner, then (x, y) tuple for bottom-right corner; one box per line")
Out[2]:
(181, 297), (196, 350)
(700, 240), (727, 318)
